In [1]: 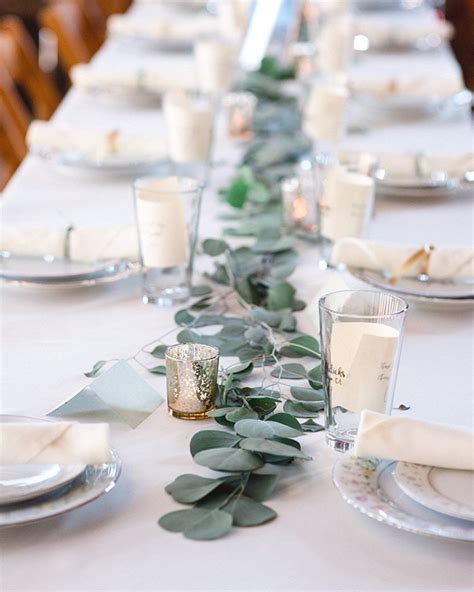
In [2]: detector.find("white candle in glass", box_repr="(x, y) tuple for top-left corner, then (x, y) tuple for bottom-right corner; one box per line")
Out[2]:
(328, 322), (400, 413)
(320, 167), (374, 241)
(303, 81), (349, 144)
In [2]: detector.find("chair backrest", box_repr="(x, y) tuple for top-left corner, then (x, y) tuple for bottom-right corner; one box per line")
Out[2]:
(95, 0), (132, 17)
(0, 65), (28, 190)
(0, 16), (60, 120)
(39, 0), (105, 73)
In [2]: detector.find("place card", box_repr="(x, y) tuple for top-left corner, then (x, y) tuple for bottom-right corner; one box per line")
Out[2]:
(328, 322), (399, 413)
(320, 167), (374, 242)
(135, 177), (188, 269)
(163, 92), (213, 163)
(48, 360), (164, 428)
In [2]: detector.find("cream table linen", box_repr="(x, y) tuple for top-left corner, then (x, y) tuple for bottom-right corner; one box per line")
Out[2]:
(354, 410), (474, 470)
(1, 3), (473, 592)
(0, 422), (111, 465)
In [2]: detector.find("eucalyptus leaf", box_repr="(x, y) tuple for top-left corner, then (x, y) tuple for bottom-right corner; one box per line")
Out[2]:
(159, 509), (232, 540)
(191, 284), (213, 297)
(234, 419), (274, 439)
(243, 473), (279, 502)
(84, 360), (107, 378)
(250, 307), (282, 328)
(240, 438), (311, 460)
(267, 282), (296, 311)
(269, 412), (304, 431)
(290, 387), (325, 402)
(174, 309), (195, 326)
(278, 310), (297, 332)
(246, 397), (278, 416)
(194, 448), (264, 472)
(149, 365), (166, 375)
(280, 336), (320, 359)
(228, 496), (277, 527)
(208, 407), (237, 417)
(202, 238), (229, 256)
(270, 363), (307, 380)
(283, 400), (324, 417)
(150, 344), (167, 359)
(301, 419), (325, 432)
(308, 365), (323, 387)
(165, 474), (228, 504)
(225, 407), (258, 422)
(190, 430), (241, 457)
(265, 421), (305, 439)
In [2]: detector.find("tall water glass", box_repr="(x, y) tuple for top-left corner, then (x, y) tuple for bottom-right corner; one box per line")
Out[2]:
(133, 176), (203, 306)
(319, 290), (408, 452)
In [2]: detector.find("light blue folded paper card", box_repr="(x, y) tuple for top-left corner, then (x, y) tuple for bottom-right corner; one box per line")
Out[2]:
(48, 360), (164, 428)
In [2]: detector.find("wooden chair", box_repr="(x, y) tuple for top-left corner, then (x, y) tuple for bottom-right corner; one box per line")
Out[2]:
(39, 0), (105, 73)
(0, 65), (28, 190)
(95, 0), (131, 17)
(0, 16), (60, 120)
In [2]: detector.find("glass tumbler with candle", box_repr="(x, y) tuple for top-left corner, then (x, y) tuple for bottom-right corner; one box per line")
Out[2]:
(133, 176), (203, 306)
(165, 344), (219, 420)
(319, 290), (408, 452)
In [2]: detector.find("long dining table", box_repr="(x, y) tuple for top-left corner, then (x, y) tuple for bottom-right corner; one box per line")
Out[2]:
(1, 2), (473, 591)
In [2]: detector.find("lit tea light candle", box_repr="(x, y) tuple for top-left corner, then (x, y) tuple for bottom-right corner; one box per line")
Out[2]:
(223, 92), (257, 139)
(165, 344), (219, 420)
(281, 159), (319, 236)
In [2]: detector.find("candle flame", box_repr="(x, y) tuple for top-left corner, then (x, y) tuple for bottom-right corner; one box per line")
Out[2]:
(293, 196), (307, 221)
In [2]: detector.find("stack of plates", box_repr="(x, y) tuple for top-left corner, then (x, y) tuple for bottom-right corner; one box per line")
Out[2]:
(0, 254), (136, 290)
(347, 267), (474, 310)
(375, 171), (473, 199)
(333, 457), (474, 542)
(0, 416), (121, 528)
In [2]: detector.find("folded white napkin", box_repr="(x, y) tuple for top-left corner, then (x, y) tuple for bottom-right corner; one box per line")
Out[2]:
(303, 82), (349, 143)
(0, 421), (111, 465)
(27, 120), (166, 162)
(354, 410), (474, 470)
(163, 91), (213, 163)
(338, 150), (474, 179)
(331, 237), (474, 281)
(1, 226), (140, 262)
(194, 39), (235, 94)
(71, 63), (197, 93)
(355, 17), (453, 47)
(351, 72), (464, 99)
(107, 13), (218, 42)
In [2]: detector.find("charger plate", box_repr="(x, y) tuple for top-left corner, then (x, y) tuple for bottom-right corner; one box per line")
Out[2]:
(333, 457), (474, 542)
(0, 450), (121, 528)
(395, 462), (474, 522)
(0, 255), (136, 288)
(348, 267), (474, 309)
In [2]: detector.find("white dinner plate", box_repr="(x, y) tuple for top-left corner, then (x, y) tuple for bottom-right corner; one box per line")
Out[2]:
(333, 457), (474, 542)
(347, 267), (474, 310)
(395, 462), (474, 522)
(0, 254), (136, 288)
(0, 416), (85, 505)
(32, 148), (165, 176)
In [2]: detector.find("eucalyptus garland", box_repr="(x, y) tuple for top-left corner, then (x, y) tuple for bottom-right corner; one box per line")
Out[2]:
(85, 62), (326, 540)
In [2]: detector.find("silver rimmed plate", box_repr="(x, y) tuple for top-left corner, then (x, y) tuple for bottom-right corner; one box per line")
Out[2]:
(395, 462), (474, 522)
(0, 254), (136, 288)
(0, 449), (121, 528)
(348, 267), (474, 309)
(333, 457), (474, 542)
(0, 416), (85, 505)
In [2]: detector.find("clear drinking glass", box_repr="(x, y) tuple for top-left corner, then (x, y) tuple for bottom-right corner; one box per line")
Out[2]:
(165, 344), (219, 420)
(319, 290), (408, 452)
(133, 176), (203, 306)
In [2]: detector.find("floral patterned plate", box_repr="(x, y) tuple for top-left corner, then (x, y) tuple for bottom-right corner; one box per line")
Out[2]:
(332, 457), (474, 542)
(395, 462), (474, 522)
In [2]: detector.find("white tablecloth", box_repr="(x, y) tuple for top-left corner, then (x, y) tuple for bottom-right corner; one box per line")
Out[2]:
(1, 3), (473, 591)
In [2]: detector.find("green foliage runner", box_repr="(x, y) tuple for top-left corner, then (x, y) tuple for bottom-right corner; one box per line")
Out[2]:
(85, 61), (325, 540)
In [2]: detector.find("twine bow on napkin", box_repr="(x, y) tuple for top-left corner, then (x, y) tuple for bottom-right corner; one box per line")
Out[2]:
(389, 244), (435, 285)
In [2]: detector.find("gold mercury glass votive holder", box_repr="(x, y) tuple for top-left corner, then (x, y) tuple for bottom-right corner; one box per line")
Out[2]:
(165, 344), (219, 420)
(223, 92), (257, 140)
